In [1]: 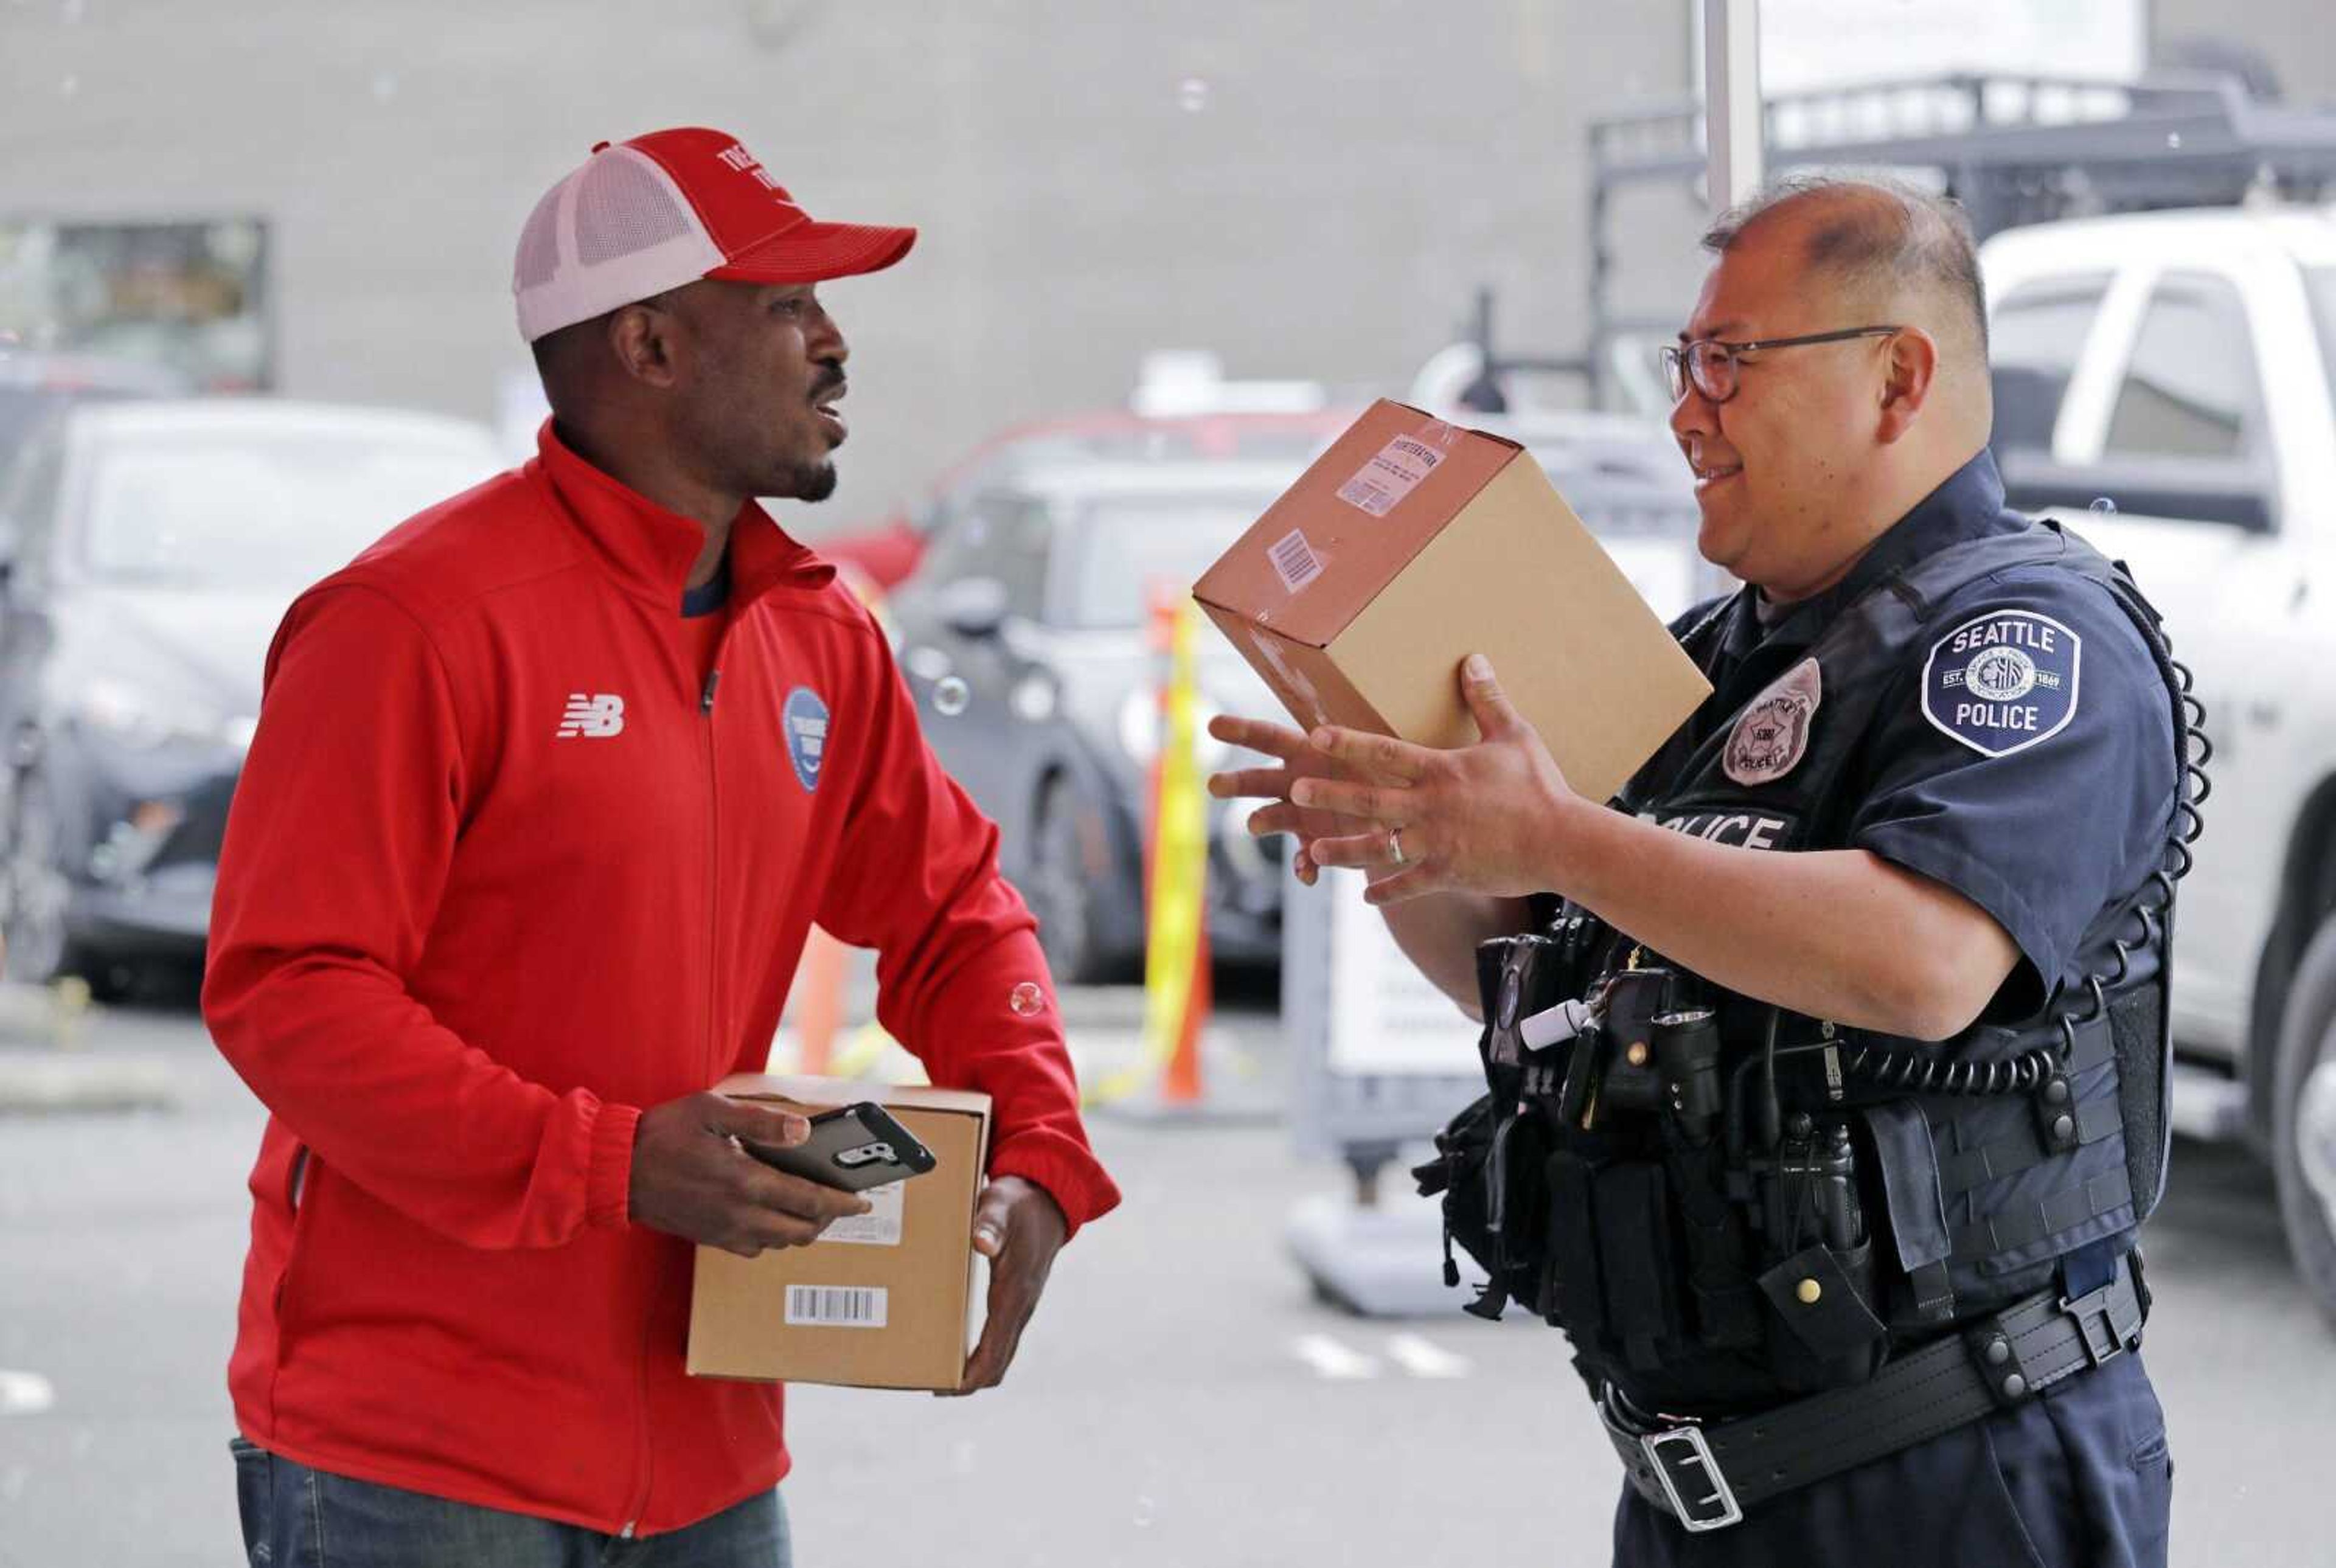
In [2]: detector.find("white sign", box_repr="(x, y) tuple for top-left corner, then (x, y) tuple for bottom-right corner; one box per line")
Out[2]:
(1737, 0), (2145, 94)
(1324, 867), (1481, 1075)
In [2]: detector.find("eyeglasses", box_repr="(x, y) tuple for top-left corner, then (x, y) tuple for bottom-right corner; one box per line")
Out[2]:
(1661, 326), (1902, 406)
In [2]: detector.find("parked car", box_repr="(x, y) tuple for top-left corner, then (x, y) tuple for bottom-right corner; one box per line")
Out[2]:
(888, 460), (1299, 980)
(887, 415), (1708, 982)
(0, 349), (187, 482)
(820, 408), (1360, 594)
(1979, 204), (2336, 1318)
(0, 398), (503, 987)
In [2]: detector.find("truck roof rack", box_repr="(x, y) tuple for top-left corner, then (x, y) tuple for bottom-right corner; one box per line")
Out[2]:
(1473, 70), (2336, 411)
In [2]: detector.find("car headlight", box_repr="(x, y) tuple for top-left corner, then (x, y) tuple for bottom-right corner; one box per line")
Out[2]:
(77, 675), (252, 752)
(1116, 690), (1231, 769)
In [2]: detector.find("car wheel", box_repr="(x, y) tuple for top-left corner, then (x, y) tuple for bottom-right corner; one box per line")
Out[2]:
(2272, 915), (2336, 1329)
(1027, 779), (1114, 985)
(1, 766), (83, 986)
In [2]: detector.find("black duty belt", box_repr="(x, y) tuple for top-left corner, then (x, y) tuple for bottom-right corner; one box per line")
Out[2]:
(1599, 1250), (2147, 1534)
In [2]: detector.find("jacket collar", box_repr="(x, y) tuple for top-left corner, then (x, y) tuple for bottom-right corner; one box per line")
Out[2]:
(527, 419), (837, 610)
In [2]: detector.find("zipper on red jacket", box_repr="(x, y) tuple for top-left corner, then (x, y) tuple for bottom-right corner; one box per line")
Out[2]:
(619, 657), (725, 1539)
(618, 1273), (661, 1538)
(700, 655), (725, 1084)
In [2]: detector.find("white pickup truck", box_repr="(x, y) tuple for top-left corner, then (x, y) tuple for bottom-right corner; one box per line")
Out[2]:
(1981, 205), (2336, 1319)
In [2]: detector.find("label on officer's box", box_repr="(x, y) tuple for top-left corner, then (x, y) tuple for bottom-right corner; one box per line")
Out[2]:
(1336, 433), (1444, 517)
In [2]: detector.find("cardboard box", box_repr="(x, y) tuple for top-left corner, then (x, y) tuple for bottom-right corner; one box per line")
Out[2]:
(1192, 399), (1711, 803)
(686, 1074), (992, 1392)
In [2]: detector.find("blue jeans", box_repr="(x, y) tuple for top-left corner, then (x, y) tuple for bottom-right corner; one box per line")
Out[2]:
(230, 1438), (791, 1567)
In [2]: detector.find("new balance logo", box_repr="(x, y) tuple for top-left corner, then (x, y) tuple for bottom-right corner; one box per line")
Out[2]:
(557, 693), (625, 739)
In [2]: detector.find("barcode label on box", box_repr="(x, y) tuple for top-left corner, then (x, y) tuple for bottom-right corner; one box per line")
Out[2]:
(1269, 528), (1323, 593)
(785, 1285), (889, 1328)
(1336, 434), (1444, 517)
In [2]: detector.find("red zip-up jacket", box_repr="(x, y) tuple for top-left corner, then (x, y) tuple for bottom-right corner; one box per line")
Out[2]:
(204, 423), (1120, 1536)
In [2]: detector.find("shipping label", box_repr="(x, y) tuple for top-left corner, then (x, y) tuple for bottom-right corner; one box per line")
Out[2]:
(816, 1180), (906, 1247)
(1269, 527), (1324, 593)
(1336, 433), (1444, 517)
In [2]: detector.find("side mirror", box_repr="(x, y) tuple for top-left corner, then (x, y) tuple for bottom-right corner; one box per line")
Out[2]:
(937, 576), (1010, 640)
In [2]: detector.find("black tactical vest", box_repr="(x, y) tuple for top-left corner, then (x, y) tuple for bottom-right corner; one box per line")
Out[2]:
(1422, 518), (2198, 1417)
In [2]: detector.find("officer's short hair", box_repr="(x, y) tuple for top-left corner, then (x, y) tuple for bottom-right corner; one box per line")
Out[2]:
(1701, 174), (1989, 361)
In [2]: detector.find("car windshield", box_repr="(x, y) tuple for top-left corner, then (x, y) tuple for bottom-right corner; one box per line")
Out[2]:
(78, 426), (498, 588)
(1058, 492), (1279, 630)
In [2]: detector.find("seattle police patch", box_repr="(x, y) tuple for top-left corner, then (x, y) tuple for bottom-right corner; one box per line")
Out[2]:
(1922, 609), (2080, 758)
(783, 686), (830, 792)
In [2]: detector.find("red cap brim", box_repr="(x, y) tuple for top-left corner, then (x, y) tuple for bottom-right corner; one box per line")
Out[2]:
(707, 220), (917, 286)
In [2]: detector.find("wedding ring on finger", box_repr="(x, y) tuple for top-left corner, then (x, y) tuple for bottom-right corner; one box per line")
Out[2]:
(1389, 825), (1409, 866)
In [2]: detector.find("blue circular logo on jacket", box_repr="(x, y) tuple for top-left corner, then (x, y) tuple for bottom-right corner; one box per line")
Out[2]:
(784, 687), (830, 793)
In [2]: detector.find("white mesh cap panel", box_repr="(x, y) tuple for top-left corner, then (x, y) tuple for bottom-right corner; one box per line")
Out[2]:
(512, 148), (725, 344)
(574, 151), (694, 267)
(513, 187), (565, 291)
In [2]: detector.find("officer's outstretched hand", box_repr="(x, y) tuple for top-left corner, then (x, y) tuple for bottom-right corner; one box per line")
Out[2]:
(1289, 653), (1580, 904)
(1205, 711), (1410, 885)
(628, 1092), (872, 1257)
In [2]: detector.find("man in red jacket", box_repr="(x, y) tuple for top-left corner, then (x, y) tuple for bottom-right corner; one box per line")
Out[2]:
(206, 127), (1121, 1566)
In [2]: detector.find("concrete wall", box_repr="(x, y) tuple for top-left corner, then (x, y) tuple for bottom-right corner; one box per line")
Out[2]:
(0, 1), (1700, 533)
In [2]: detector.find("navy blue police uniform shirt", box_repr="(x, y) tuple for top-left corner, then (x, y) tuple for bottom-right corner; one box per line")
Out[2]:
(1666, 449), (2177, 1016)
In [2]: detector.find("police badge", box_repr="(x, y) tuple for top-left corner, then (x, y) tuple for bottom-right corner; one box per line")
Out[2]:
(1723, 657), (1823, 786)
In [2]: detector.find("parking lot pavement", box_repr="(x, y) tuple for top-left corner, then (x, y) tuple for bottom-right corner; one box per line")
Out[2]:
(3, 986), (2333, 1567)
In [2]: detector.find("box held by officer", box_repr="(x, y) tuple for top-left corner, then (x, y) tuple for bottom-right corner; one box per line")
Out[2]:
(686, 1074), (992, 1392)
(1192, 398), (1711, 803)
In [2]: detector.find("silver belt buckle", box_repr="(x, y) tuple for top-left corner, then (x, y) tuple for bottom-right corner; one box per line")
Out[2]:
(1642, 1425), (1743, 1533)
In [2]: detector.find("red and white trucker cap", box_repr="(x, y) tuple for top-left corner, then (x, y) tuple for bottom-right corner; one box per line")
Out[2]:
(513, 127), (917, 344)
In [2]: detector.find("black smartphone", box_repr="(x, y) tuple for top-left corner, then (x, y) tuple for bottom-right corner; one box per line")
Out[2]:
(745, 1102), (937, 1192)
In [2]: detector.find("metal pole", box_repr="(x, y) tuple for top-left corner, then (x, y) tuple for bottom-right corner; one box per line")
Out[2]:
(1703, 0), (1765, 212)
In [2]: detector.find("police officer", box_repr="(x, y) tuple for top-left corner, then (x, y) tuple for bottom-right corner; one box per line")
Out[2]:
(1212, 176), (2196, 1566)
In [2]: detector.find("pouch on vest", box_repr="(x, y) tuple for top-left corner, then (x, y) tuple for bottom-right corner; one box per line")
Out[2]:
(1594, 1162), (1690, 1371)
(1858, 1100), (1958, 1331)
(1486, 1109), (1556, 1310)
(1540, 1147), (1608, 1343)
(1415, 1091), (1507, 1308)
(1667, 1143), (1764, 1352)
(1757, 1240), (1888, 1390)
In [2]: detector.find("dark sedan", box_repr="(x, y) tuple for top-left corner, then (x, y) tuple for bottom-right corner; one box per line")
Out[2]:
(0, 399), (501, 987)
(887, 462), (1298, 982)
